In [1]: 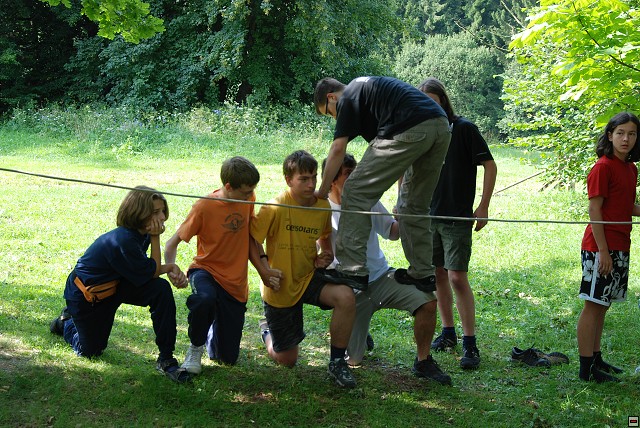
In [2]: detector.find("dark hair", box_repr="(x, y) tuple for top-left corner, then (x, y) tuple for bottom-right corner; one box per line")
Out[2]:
(221, 156), (260, 189)
(596, 112), (640, 162)
(283, 150), (317, 177)
(313, 77), (346, 115)
(417, 78), (458, 123)
(117, 186), (168, 230)
(321, 153), (357, 182)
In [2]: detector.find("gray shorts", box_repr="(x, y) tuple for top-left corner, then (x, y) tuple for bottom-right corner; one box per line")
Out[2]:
(347, 268), (436, 364)
(579, 250), (629, 306)
(263, 269), (333, 353)
(432, 220), (473, 271)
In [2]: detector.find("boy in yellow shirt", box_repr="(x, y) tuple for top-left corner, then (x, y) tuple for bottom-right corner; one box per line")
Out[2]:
(250, 150), (357, 388)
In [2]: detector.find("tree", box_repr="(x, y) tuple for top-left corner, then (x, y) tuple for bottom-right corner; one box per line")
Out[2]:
(503, 0), (640, 183)
(395, 33), (504, 135)
(64, 0), (401, 109)
(41, 0), (164, 43)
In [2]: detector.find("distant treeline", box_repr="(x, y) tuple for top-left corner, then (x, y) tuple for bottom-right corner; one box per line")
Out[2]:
(1, 0), (536, 135)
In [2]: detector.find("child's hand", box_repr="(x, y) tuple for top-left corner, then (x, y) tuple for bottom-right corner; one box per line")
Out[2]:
(264, 269), (283, 292)
(167, 265), (188, 289)
(598, 252), (613, 277)
(314, 251), (333, 268)
(147, 218), (166, 236)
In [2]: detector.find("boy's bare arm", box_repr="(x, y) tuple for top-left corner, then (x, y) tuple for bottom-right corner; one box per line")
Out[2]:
(315, 236), (334, 268)
(249, 236), (283, 291)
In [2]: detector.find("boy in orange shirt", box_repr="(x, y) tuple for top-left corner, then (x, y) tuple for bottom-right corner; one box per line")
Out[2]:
(165, 156), (260, 375)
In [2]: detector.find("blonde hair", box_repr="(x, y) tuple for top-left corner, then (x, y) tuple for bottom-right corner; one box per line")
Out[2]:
(116, 186), (168, 230)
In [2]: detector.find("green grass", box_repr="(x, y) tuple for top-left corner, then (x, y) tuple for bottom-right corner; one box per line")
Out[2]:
(1, 106), (640, 427)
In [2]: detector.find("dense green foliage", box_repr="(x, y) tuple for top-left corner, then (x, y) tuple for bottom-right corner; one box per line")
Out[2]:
(502, 0), (640, 183)
(3, 0), (399, 111)
(395, 32), (504, 135)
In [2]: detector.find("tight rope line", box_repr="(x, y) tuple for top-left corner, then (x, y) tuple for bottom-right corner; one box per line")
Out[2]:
(2, 166), (639, 225)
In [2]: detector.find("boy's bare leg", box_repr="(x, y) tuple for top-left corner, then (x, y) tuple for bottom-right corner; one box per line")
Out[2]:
(448, 270), (475, 337)
(263, 334), (299, 368)
(413, 300), (437, 361)
(319, 284), (356, 348)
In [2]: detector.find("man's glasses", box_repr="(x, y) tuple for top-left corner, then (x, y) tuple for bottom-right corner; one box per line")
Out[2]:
(324, 95), (330, 116)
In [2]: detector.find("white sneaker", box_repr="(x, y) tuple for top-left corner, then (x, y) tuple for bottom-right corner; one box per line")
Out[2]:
(181, 344), (204, 374)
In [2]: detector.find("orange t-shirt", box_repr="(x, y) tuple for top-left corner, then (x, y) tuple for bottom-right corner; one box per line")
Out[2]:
(178, 189), (255, 302)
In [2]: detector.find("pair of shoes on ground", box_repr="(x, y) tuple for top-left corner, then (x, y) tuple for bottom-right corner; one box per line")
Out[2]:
(315, 268), (369, 291)
(328, 357), (357, 388)
(49, 308), (71, 336)
(156, 357), (192, 383)
(511, 346), (570, 367)
(394, 269), (436, 293)
(412, 355), (452, 385)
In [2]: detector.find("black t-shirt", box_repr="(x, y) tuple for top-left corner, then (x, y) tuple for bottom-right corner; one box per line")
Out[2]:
(430, 117), (494, 218)
(333, 76), (446, 142)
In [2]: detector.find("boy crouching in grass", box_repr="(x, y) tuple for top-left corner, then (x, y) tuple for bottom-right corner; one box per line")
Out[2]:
(165, 156), (260, 375)
(250, 150), (358, 388)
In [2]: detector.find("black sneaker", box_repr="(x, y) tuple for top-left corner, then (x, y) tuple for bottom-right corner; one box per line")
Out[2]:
(366, 333), (375, 351)
(460, 345), (480, 370)
(412, 356), (452, 385)
(394, 269), (436, 292)
(511, 347), (551, 367)
(49, 308), (71, 336)
(316, 268), (368, 291)
(328, 357), (357, 388)
(156, 357), (192, 384)
(431, 333), (457, 352)
(583, 364), (620, 383)
(593, 354), (623, 374)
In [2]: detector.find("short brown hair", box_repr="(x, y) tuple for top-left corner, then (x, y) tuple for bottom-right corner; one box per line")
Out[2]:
(313, 78), (346, 115)
(221, 156), (260, 189)
(116, 186), (168, 230)
(283, 150), (317, 178)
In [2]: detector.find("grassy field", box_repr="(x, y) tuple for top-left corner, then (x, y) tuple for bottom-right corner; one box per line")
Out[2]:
(1, 106), (640, 427)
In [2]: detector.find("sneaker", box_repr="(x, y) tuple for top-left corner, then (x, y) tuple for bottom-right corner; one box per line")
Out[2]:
(366, 333), (375, 351)
(412, 356), (452, 385)
(258, 318), (269, 344)
(328, 358), (357, 388)
(582, 364), (620, 383)
(511, 347), (551, 367)
(181, 344), (204, 375)
(593, 354), (623, 374)
(394, 269), (436, 292)
(316, 268), (369, 291)
(49, 308), (71, 336)
(156, 357), (192, 383)
(534, 349), (569, 366)
(460, 345), (480, 370)
(431, 333), (457, 352)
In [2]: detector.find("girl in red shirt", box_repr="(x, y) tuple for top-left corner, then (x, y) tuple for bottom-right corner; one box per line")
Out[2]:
(577, 112), (640, 382)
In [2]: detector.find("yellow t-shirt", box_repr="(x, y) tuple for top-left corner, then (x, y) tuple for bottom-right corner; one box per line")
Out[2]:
(177, 189), (255, 303)
(250, 190), (331, 308)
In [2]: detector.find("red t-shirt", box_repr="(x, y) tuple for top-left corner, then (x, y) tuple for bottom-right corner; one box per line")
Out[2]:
(582, 155), (637, 252)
